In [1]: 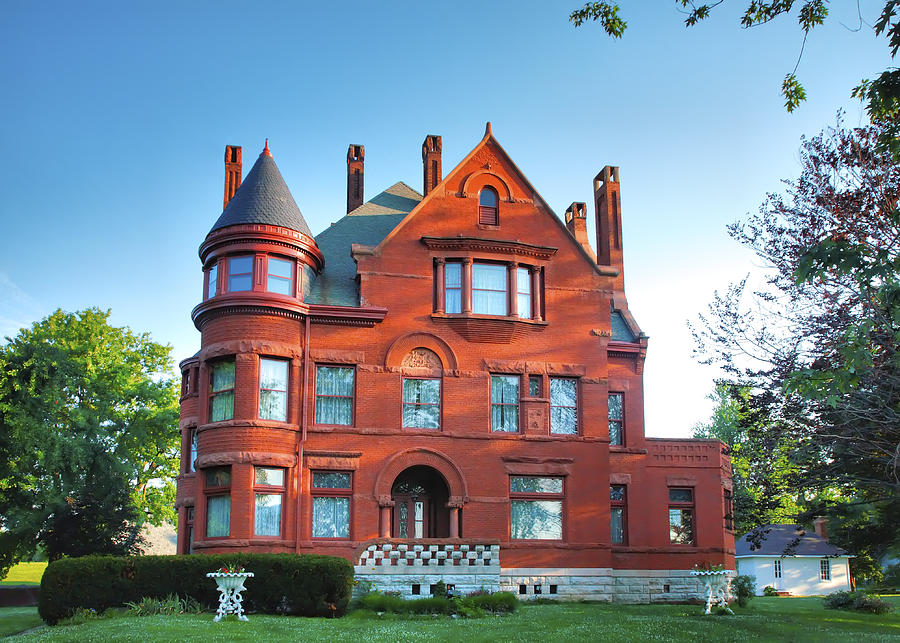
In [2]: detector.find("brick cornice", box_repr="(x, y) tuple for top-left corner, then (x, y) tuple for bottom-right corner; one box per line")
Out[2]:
(420, 235), (557, 261)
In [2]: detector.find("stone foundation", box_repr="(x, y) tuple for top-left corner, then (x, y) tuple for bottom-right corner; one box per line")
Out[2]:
(499, 568), (709, 603)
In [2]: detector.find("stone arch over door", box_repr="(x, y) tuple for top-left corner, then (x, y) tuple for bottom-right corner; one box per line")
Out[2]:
(373, 448), (468, 538)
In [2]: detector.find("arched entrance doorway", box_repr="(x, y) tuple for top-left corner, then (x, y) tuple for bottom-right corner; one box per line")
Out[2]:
(391, 466), (450, 539)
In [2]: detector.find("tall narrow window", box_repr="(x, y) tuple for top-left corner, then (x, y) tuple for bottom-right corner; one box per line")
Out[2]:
(259, 358), (288, 421)
(445, 262), (462, 314)
(668, 488), (695, 545)
(473, 263), (507, 315)
(491, 375), (519, 432)
(254, 467), (285, 537)
(312, 472), (351, 538)
(207, 263), (218, 299)
(550, 378), (577, 434)
(187, 428), (198, 473)
(267, 257), (294, 295)
(315, 366), (354, 425)
(774, 559), (782, 579)
(510, 476), (563, 540)
(516, 267), (532, 319)
(608, 392), (624, 446)
(205, 466), (231, 538)
(228, 256), (253, 292)
(610, 485), (627, 544)
(186, 506), (195, 554)
(820, 559), (830, 580)
(479, 187), (499, 225)
(528, 375), (543, 397)
(209, 360), (235, 422)
(402, 378), (440, 429)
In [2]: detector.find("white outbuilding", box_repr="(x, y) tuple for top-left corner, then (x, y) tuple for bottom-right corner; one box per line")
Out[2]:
(735, 522), (853, 596)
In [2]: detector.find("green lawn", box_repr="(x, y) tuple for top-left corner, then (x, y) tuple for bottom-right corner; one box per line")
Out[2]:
(1, 563), (47, 586)
(4, 597), (900, 642)
(0, 607), (43, 637)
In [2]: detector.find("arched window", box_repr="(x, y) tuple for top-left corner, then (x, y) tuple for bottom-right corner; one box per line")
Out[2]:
(479, 187), (499, 225)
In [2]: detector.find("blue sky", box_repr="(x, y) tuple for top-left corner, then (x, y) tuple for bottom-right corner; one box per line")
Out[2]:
(0, 1), (891, 437)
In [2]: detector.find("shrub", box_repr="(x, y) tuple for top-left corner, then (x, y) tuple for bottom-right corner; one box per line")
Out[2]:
(731, 575), (756, 607)
(466, 592), (519, 613)
(357, 591), (405, 613)
(883, 563), (900, 589)
(125, 594), (204, 616)
(432, 580), (448, 598)
(762, 585), (778, 597)
(405, 596), (455, 614)
(824, 590), (893, 615)
(39, 553), (353, 625)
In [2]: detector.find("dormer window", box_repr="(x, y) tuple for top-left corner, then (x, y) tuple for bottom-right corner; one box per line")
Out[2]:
(228, 256), (253, 292)
(267, 257), (294, 295)
(479, 187), (499, 225)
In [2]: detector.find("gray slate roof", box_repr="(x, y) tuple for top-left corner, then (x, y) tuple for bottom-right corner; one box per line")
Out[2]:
(209, 152), (313, 237)
(611, 311), (636, 342)
(735, 524), (848, 557)
(307, 182), (422, 306)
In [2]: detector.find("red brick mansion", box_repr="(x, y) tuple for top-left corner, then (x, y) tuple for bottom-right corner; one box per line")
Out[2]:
(175, 125), (734, 601)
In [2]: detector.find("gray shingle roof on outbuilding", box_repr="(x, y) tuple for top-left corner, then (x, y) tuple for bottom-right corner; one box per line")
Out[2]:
(735, 524), (848, 557)
(306, 182), (422, 306)
(209, 150), (313, 237)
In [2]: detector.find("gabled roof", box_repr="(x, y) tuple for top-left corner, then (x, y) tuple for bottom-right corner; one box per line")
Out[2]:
(209, 146), (313, 237)
(611, 311), (636, 342)
(306, 182), (422, 306)
(735, 524), (849, 557)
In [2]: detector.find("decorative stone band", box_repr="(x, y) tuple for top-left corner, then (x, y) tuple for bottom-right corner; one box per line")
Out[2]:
(357, 543), (500, 568)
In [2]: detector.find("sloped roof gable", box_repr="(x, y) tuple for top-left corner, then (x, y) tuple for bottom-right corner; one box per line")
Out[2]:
(735, 524), (849, 557)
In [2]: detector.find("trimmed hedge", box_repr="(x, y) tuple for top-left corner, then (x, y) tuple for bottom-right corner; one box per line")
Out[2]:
(39, 553), (353, 624)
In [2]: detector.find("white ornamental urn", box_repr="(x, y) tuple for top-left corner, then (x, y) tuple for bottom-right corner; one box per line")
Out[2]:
(206, 571), (254, 622)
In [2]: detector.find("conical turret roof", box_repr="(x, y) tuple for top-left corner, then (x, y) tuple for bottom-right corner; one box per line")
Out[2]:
(209, 144), (313, 237)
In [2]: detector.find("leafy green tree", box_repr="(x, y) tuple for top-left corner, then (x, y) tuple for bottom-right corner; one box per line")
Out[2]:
(0, 308), (179, 577)
(570, 2), (900, 153)
(691, 119), (900, 558)
(693, 382), (801, 534)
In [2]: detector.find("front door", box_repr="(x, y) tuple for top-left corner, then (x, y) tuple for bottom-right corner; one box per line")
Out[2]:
(393, 493), (429, 539)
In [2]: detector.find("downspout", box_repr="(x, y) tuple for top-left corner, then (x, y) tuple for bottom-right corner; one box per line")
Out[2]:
(296, 313), (311, 550)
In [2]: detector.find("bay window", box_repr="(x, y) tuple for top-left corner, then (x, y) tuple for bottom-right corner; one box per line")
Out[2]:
(267, 257), (294, 295)
(510, 476), (563, 540)
(516, 267), (532, 319)
(187, 428), (198, 473)
(259, 358), (288, 421)
(227, 256), (253, 292)
(254, 467), (285, 537)
(315, 366), (354, 425)
(205, 466), (231, 538)
(445, 262), (462, 314)
(209, 360), (235, 422)
(491, 375), (519, 432)
(473, 263), (507, 315)
(402, 378), (440, 429)
(312, 471), (351, 538)
(550, 378), (577, 434)
(610, 484), (627, 544)
(668, 488), (695, 545)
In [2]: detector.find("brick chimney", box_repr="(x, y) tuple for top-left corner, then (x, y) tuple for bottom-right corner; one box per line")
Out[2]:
(593, 166), (624, 289)
(565, 202), (593, 256)
(422, 135), (442, 196)
(347, 144), (365, 213)
(813, 517), (829, 541)
(223, 145), (242, 209)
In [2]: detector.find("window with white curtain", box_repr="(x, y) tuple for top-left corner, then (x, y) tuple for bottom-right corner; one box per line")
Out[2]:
(444, 262), (462, 314)
(205, 466), (231, 538)
(315, 366), (354, 425)
(259, 358), (288, 421)
(510, 476), (563, 540)
(254, 467), (285, 537)
(402, 378), (440, 429)
(209, 360), (235, 422)
(312, 472), (351, 538)
(550, 378), (577, 434)
(473, 263), (508, 315)
(491, 375), (519, 432)
(516, 267), (532, 318)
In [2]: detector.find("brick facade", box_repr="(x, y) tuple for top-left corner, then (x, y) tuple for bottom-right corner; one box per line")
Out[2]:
(175, 126), (734, 600)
